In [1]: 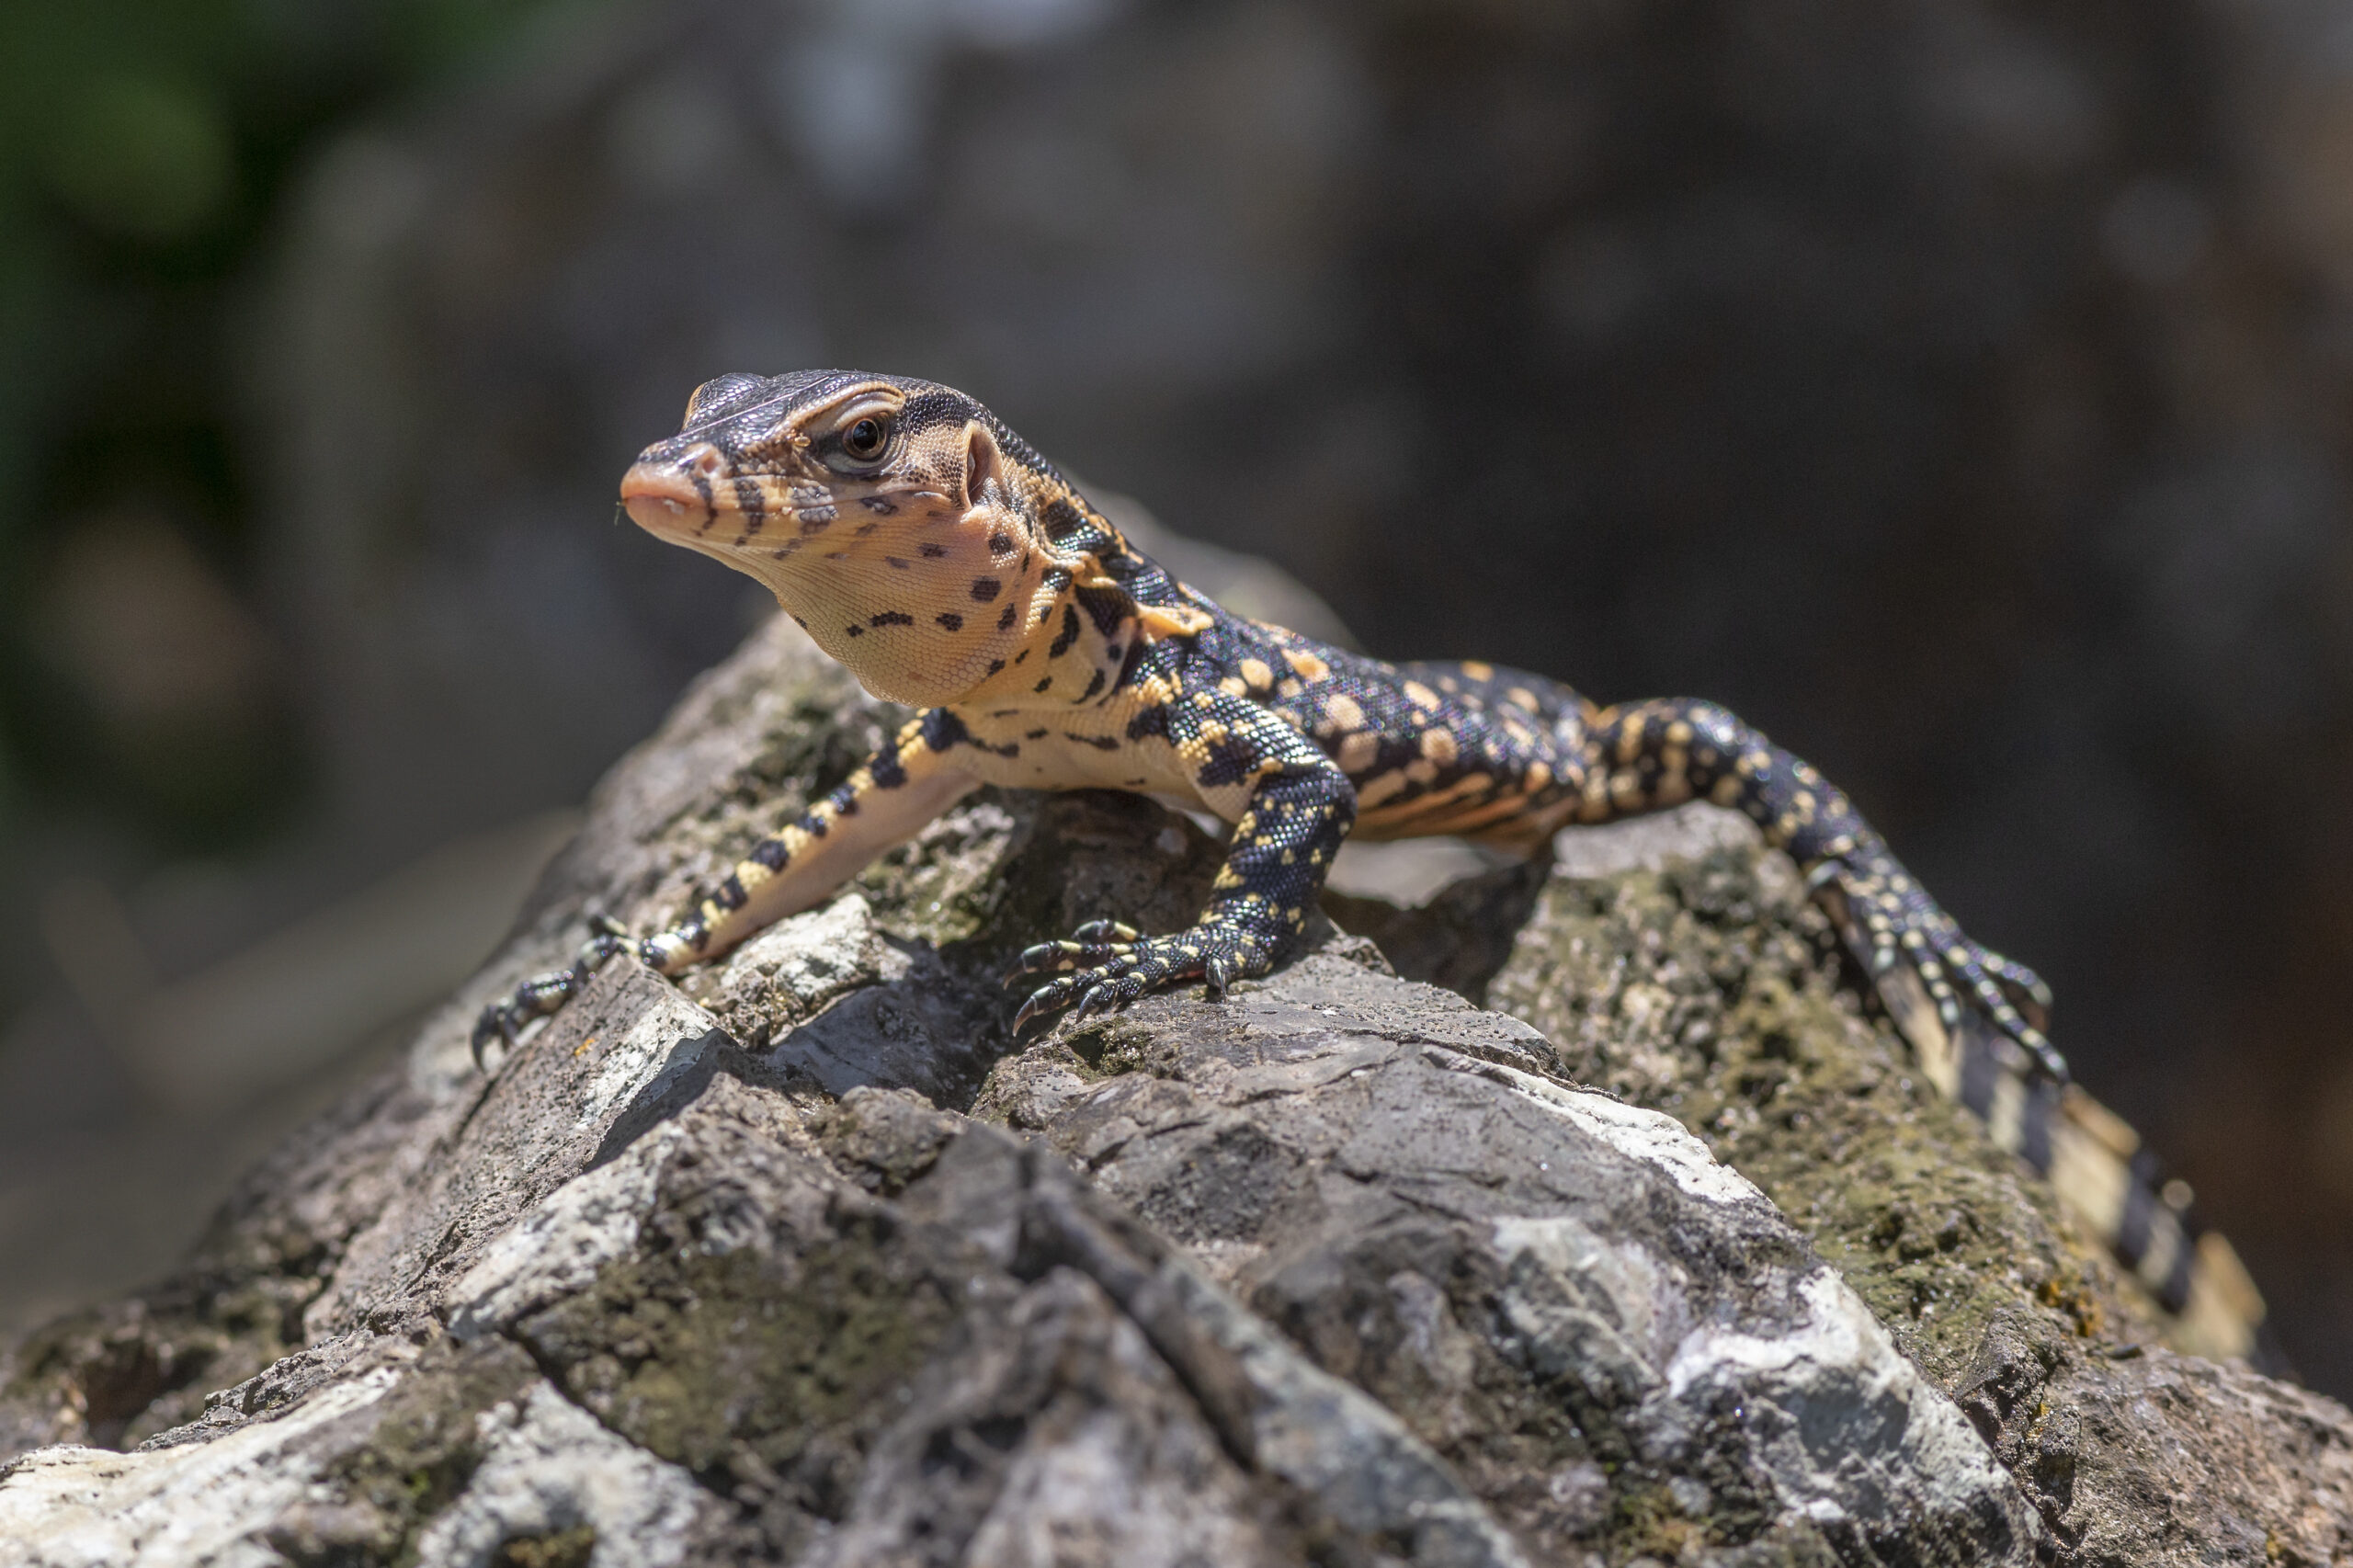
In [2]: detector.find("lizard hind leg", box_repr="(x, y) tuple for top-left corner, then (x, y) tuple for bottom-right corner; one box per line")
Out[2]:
(1581, 696), (2068, 1081)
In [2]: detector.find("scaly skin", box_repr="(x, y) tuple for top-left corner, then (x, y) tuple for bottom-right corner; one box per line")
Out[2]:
(472, 369), (2059, 1080)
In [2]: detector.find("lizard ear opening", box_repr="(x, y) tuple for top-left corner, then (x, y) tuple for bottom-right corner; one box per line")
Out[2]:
(961, 421), (1008, 513)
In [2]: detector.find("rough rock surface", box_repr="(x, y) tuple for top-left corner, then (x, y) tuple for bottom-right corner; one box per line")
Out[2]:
(0, 613), (2346, 1564)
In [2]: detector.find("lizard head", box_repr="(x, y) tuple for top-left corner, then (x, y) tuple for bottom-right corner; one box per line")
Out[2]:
(620, 369), (1079, 706)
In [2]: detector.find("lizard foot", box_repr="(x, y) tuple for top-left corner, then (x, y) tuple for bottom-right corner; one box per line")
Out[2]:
(1006, 918), (1275, 1033)
(1815, 849), (2066, 1080)
(471, 915), (637, 1071)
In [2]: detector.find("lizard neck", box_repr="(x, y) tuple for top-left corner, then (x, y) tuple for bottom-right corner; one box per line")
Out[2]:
(950, 480), (1211, 710)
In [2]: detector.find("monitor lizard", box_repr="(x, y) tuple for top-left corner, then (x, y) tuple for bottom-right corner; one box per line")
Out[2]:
(472, 369), (2262, 1358)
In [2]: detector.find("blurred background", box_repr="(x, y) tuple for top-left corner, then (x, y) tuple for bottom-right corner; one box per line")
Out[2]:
(0, 0), (2347, 1393)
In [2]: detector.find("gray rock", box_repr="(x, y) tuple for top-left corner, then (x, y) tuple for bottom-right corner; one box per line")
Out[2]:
(0, 614), (2343, 1564)
(986, 956), (2037, 1563)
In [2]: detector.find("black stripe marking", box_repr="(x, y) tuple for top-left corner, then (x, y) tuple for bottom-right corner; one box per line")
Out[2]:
(870, 611), (915, 627)
(1043, 497), (1087, 541)
(2018, 1077), (2057, 1175)
(1050, 605), (1082, 658)
(2158, 1219), (2196, 1312)
(1074, 583), (1130, 639)
(733, 476), (767, 532)
(2114, 1152), (2159, 1265)
(920, 710), (971, 751)
(1958, 1030), (1998, 1121)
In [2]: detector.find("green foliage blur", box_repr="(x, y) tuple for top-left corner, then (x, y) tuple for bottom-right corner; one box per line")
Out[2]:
(0, 0), (558, 849)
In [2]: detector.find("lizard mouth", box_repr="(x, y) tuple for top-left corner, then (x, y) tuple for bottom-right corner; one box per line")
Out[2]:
(620, 459), (722, 538)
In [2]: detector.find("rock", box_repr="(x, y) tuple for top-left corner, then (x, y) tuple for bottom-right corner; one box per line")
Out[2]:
(0, 612), (2345, 1563)
(985, 954), (2038, 1562)
(1955, 1312), (2353, 1564)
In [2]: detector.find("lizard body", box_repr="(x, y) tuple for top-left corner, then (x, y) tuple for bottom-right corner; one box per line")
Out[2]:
(473, 369), (2262, 1355)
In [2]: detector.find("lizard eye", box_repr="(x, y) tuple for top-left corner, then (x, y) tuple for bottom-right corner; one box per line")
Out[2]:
(838, 415), (890, 463)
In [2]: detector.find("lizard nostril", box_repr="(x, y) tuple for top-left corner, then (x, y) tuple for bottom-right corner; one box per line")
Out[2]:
(688, 447), (724, 479)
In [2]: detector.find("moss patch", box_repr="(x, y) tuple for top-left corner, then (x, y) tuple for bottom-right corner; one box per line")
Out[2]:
(265, 1336), (541, 1568)
(0, 1233), (326, 1455)
(491, 1523), (596, 1568)
(1483, 843), (2157, 1386)
(513, 1214), (957, 1524)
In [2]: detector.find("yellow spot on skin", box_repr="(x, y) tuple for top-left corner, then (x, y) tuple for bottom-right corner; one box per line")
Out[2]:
(1507, 687), (1540, 712)
(1420, 729), (1458, 766)
(1322, 693), (1366, 733)
(1219, 676), (1249, 699)
(1357, 770), (1410, 809)
(1276, 677), (1303, 699)
(1404, 757), (1438, 785)
(1461, 660), (1494, 680)
(1338, 731), (1380, 773)
(1580, 774), (1612, 822)
(1403, 680), (1440, 710)
(1284, 647), (1329, 682)
(1239, 658), (1274, 689)
(1711, 775), (1745, 806)
(1615, 715), (1646, 765)
(1137, 603), (1214, 639)
(1524, 760), (1552, 792)
(1666, 720), (1694, 745)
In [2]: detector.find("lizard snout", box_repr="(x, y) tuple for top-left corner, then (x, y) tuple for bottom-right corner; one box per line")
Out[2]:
(620, 443), (727, 534)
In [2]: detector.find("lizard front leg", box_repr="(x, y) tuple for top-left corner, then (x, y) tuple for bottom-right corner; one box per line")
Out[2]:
(1011, 703), (1355, 1029)
(472, 711), (978, 1064)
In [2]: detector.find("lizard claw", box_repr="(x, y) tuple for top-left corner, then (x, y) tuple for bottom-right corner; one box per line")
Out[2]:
(1012, 980), (1074, 1035)
(469, 915), (650, 1074)
(1067, 983), (1113, 1026)
(1820, 850), (2069, 1083)
(1006, 936), (1137, 984)
(1006, 917), (1279, 1033)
